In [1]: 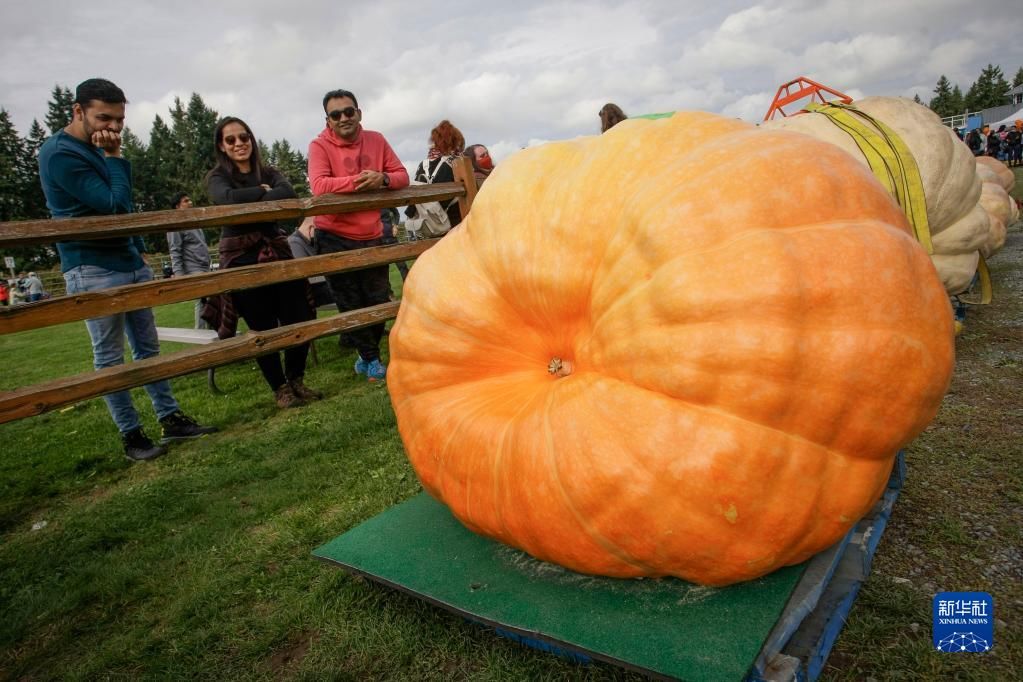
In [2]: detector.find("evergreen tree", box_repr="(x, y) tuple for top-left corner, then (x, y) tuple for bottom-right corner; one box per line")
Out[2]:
(0, 109), (25, 222)
(0, 111), (57, 268)
(169, 94), (219, 203)
(913, 94), (923, 105)
(929, 75), (956, 117)
(20, 120), (50, 220)
(950, 85), (965, 116)
(1014, 67), (1023, 88)
(122, 127), (168, 253)
(267, 139), (310, 197)
(965, 64), (1011, 111)
(44, 85), (74, 134)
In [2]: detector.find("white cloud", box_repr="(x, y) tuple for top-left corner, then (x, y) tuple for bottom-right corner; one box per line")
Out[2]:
(1, 0), (1022, 176)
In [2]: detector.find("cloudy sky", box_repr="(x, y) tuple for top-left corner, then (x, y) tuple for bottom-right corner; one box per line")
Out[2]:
(2, 0), (1022, 168)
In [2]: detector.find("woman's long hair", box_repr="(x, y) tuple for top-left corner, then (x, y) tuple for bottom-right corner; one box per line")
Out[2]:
(599, 103), (628, 133)
(208, 116), (268, 183)
(430, 120), (465, 156)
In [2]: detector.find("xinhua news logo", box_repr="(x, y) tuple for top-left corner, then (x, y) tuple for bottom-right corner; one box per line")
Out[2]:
(933, 592), (994, 653)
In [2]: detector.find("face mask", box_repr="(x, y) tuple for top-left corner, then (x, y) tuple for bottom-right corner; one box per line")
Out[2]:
(477, 155), (493, 170)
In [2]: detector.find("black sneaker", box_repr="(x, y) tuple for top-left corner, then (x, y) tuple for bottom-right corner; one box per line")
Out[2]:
(159, 411), (219, 443)
(122, 428), (167, 462)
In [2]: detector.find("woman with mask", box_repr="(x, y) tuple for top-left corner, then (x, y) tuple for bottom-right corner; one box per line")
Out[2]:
(463, 144), (494, 188)
(205, 116), (321, 409)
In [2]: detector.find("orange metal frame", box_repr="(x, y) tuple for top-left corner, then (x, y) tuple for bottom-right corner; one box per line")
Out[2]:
(763, 76), (853, 121)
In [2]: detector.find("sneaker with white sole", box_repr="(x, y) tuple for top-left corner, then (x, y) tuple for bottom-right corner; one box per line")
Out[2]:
(365, 359), (387, 382)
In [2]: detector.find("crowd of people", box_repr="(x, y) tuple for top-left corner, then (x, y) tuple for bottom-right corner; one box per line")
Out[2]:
(27, 77), (629, 462)
(959, 120), (1023, 166)
(1, 271), (47, 306)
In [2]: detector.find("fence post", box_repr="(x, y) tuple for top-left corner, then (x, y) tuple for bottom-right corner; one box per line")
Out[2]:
(452, 156), (478, 218)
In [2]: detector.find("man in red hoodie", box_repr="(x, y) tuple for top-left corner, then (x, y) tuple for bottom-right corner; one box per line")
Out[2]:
(308, 89), (409, 382)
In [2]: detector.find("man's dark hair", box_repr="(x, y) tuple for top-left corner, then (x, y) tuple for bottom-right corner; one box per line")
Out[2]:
(73, 78), (127, 107)
(170, 192), (190, 209)
(322, 89), (359, 113)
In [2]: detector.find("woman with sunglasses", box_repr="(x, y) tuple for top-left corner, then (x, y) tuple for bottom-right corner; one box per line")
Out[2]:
(463, 144), (494, 188)
(205, 116), (321, 409)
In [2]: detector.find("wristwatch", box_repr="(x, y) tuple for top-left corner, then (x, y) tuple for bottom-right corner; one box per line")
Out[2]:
(381, 173), (390, 188)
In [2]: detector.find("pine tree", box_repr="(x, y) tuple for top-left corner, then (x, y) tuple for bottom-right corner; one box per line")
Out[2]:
(913, 94), (923, 105)
(929, 75), (955, 117)
(0, 111), (58, 268)
(0, 109), (25, 222)
(965, 64), (1012, 111)
(44, 85), (74, 134)
(267, 139), (310, 197)
(1013, 67), (1023, 88)
(169, 94), (220, 203)
(20, 120), (49, 220)
(950, 85), (965, 115)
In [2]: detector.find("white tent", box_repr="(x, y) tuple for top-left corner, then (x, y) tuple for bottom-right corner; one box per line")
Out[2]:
(988, 108), (1023, 129)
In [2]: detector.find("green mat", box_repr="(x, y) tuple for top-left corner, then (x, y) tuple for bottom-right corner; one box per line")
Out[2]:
(313, 493), (806, 681)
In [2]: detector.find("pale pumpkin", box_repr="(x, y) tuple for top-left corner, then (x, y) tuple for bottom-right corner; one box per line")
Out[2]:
(978, 182), (1015, 258)
(975, 156), (1016, 193)
(764, 97), (988, 294)
(388, 112), (955, 586)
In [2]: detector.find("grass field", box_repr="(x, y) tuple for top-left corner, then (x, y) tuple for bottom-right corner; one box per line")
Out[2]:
(2, 204), (1021, 679)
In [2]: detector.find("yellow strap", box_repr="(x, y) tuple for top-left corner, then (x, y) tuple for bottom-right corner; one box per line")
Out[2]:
(804, 103), (933, 254)
(977, 254), (993, 305)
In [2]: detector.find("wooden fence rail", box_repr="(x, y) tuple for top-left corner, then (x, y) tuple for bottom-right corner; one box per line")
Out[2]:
(1, 240), (436, 335)
(0, 303), (398, 424)
(0, 156), (477, 425)
(0, 184), (464, 247)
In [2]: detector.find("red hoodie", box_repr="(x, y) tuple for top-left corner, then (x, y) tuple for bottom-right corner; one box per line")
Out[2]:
(308, 126), (409, 239)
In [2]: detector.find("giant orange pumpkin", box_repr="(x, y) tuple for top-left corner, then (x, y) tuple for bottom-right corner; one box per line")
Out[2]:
(388, 112), (955, 586)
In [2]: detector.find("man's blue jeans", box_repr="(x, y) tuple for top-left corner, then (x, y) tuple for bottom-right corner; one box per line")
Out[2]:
(64, 264), (180, 433)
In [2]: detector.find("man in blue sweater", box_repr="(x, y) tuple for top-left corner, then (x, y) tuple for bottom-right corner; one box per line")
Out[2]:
(38, 78), (216, 461)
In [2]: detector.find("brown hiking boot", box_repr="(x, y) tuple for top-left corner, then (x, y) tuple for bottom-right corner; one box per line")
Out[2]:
(289, 378), (323, 402)
(274, 384), (305, 409)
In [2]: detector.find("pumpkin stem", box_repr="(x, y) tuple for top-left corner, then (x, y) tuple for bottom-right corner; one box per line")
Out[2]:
(547, 357), (573, 377)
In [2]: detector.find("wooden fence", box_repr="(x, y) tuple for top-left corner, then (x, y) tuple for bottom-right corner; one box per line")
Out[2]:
(0, 156), (478, 424)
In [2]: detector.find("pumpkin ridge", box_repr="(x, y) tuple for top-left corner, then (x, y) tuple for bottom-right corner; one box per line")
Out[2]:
(488, 382), (557, 546)
(586, 219), (916, 343)
(591, 370), (899, 466)
(539, 383), (657, 574)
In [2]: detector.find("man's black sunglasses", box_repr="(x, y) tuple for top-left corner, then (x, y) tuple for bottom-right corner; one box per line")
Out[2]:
(328, 107), (358, 121)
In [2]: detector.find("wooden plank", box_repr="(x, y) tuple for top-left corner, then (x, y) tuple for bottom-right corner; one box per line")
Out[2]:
(155, 327), (220, 344)
(0, 184), (464, 247)
(0, 240), (436, 336)
(451, 155), (478, 220)
(0, 302), (399, 424)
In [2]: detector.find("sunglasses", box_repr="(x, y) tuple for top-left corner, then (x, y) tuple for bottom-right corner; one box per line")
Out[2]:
(328, 107), (359, 121)
(223, 133), (251, 146)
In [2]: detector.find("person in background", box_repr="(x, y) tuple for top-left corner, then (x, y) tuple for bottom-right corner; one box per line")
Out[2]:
(463, 144), (494, 188)
(599, 103), (628, 133)
(0, 280), (9, 306)
(379, 207), (409, 283)
(166, 192), (212, 328)
(984, 125), (1001, 157)
(1007, 120), (1023, 167)
(37, 78), (217, 461)
(307, 88), (409, 382)
(286, 217), (335, 308)
(406, 120), (466, 230)
(965, 128), (983, 156)
(25, 272), (45, 302)
(206, 116), (321, 409)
